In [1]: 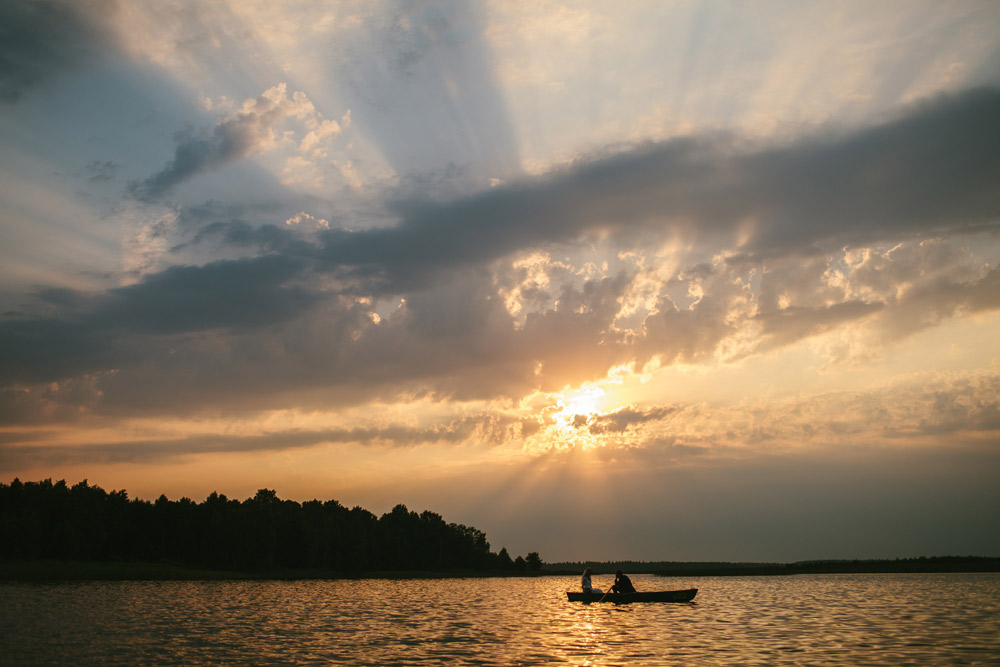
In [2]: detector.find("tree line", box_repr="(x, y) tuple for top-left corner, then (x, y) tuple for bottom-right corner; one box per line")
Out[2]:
(548, 556), (1000, 576)
(0, 479), (543, 574)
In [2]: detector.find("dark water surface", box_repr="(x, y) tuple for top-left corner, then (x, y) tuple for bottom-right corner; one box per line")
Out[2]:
(1, 573), (998, 665)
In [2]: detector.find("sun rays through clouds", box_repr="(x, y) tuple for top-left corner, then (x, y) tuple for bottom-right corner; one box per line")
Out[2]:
(2, 0), (1000, 561)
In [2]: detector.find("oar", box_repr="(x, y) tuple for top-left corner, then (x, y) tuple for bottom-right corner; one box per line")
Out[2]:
(598, 580), (614, 602)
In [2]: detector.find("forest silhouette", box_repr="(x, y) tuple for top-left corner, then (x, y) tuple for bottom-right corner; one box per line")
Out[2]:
(1, 479), (543, 575)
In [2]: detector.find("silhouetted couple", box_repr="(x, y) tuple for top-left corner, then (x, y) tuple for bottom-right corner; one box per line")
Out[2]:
(581, 568), (636, 595)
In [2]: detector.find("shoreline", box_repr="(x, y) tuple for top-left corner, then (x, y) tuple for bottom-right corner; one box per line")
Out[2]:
(3, 557), (999, 582)
(556, 556), (1000, 578)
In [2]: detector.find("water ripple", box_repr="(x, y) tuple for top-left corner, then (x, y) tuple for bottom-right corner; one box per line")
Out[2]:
(2, 573), (999, 665)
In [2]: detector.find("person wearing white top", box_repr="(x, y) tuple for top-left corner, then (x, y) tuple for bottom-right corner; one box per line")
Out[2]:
(581, 567), (603, 595)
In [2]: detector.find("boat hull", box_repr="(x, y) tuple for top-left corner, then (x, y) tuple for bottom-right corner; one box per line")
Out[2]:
(566, 588), (698, 603)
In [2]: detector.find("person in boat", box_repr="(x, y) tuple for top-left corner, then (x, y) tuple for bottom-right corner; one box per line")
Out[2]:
(612, 570), (636, 594)
(581, 567), (603, 595)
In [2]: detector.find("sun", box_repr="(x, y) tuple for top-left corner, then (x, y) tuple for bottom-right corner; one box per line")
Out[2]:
(548, 386), (607, 448)
(564, 387), (605, 416)
(530, 363), (638, 450)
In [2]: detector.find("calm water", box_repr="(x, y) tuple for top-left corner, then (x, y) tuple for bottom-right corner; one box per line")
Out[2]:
(1, 573), (998, 665)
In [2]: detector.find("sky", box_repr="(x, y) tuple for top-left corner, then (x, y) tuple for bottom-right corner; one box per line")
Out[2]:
(1, 0), (999, 563)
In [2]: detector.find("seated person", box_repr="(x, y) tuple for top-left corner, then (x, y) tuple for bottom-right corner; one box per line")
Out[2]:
(612, 570), (636, 594)
(581, 567), (603, 595)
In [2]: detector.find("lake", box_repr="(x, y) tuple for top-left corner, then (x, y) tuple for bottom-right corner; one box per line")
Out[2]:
(1, 573), (998, 665)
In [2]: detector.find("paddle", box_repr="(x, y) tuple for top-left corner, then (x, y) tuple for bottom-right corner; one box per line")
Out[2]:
(598, 579), (614, 602)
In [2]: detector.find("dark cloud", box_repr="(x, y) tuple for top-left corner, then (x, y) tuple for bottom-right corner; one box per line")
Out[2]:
(96, 255), (319, 333)
(0, 380), (106, 425)
(175, 220), (313, 256)
(2, 87), (999, 422)
(130, 123), (255, 201)
(0, 255), (321, 384)
(0, 412), (537, 467)
(588, 405), (679, 435)
(319, 88), (1000, 289)
(743, 88), (1000, 254)
(961, 265), (1000, 313)
(130, 86), (301, 200)
(155, 87), (997, 294)
(85, 160), (119, 183)
(0, 318), (112, 390)
(0, 0), (117, 103)
(0, 262), (634, 420)
(756, 301), (884, 349)
(0, 428), (393, 468)
(892, 378), (1000, 438)
(636, 278), (740, 366)
(171, 198), (319, 241)
(869, 265), (1000, 343)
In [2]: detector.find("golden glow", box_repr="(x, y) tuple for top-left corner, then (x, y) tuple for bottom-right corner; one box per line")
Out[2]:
(542, 366), (633, 449)
(550, 385), (605, 449)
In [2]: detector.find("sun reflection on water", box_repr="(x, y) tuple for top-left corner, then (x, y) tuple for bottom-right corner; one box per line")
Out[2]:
(3, 574), (999, 665)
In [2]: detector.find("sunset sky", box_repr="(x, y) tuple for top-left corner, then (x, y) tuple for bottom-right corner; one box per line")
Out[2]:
(2, 0), (999, 563)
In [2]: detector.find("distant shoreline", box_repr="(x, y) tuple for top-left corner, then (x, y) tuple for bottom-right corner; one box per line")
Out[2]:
(3, 556), (998, 582)
(548, 556), (1000, 578)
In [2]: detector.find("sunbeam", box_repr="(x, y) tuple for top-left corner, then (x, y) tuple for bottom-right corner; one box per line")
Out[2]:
(2, 0), (999, 562)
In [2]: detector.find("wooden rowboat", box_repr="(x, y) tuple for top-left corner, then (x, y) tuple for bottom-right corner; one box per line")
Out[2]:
(567, 588), (698, 603)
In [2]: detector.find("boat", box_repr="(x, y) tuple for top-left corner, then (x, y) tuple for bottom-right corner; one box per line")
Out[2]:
(566, 588), (698, 603)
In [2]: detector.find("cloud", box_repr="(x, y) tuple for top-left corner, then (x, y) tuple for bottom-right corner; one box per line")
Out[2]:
(756, 301), (884, 350)
(587, 405), (679, 435)
(2, 87), (999, 423)
(0, 0), (118, 103)
(85, 160), (119, 183)
(96, 255), (321, 333)
(179, 220), (308, 255)
(0, 375), (110, 425)
(550, 367), (1000, 457)
(0, 254), (322, 385)
(317, 87), (1000, 291)
(6, 361), (996, 498)
(752, 241), (1000, 357)
(118, 205), (179, 283)
(130, 84), (335, 200)
(0, 412), (538, 467)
